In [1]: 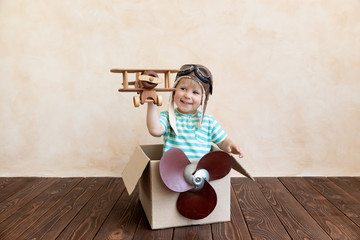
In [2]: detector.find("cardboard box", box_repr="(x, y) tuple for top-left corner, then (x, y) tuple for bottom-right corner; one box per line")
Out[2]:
(122, 144), (252, 229)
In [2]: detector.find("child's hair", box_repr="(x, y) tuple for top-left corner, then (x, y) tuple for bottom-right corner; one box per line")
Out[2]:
(176, 77), (203, 93)
(168, 64), (213, 135)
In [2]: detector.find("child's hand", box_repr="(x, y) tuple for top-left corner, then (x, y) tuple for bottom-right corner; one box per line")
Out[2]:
(218, 138), (244, 158)
(227, 144), (244, 158)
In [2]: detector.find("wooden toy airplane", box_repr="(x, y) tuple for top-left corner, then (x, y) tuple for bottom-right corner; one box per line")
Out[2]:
(111, 69), (179, 107)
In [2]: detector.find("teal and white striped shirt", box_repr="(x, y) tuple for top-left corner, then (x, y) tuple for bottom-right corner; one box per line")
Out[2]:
(159, 109), (227, 160)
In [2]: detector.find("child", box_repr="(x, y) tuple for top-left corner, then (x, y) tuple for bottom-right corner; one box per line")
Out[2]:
(146, 64), (243, 160)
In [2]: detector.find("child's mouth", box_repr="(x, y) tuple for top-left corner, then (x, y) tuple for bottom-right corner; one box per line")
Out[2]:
(181, 100), (192, 105)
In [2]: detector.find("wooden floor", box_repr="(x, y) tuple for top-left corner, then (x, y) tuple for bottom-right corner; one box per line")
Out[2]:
(0, 177), (359, 240)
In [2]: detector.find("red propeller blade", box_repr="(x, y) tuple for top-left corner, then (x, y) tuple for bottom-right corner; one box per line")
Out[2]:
(176, 181), (217, 220)
(159, 148), (193, 192)
(196, 151), (232, 181)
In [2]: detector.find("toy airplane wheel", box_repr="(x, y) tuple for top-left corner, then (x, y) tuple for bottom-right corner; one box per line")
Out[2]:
(157, 95), (163, 106)
(133, 96), (140, 107)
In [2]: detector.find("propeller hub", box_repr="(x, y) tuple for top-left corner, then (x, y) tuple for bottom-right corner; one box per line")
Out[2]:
(191, 169), (210, 191)
(183, 163), (209, 192)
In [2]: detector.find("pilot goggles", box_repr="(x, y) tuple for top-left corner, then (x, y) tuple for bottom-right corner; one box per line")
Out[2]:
(176, 64), (213, 94)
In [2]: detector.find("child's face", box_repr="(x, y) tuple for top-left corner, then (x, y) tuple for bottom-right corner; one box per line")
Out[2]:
(174, 78), (203, 115)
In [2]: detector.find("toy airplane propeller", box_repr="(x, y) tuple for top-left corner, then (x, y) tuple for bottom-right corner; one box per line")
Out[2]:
(159, 148), (233, 219)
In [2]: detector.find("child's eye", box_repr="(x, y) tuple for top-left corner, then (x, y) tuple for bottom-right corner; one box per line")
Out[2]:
(181, 87), (186, 91)
(193, 91), (199, 95)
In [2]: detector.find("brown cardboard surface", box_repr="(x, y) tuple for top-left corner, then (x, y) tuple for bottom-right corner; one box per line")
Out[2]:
(122, 144), (164, 194)
(231, 155), (255, 181)
(122, 145), (150, 195)
(122, 144), (251, 229)
(211, 145), (253, 180)
(139, 160), (230, 229)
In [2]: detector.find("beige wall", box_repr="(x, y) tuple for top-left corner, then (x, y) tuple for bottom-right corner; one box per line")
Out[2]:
(1, 0), (359, 177)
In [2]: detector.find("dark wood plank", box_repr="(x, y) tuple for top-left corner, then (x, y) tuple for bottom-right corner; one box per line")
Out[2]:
(307, 177), (360, 227)
(0, 178), (81, 239)
(0, 177), (37, 203)
(132, 213), (174, 240)
(0, 178), (58, 224)
(19, 177), (108, 240)
(329, 177), (360, 201)
(211, 222), (232, 240)
(211, 182), (251, 240)
(256, 177), (332, 239)
(0, 178), (23, 193)
(173, 224), (212, 240)
(280, 177), (360, 239)
(0, 178), (12, 189)
(232, 178), (291, 240)
(56, 178), (124, 240)
(94, 184), (143, 240)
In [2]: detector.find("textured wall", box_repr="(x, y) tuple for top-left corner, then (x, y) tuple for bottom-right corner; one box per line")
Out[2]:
(1, 0), (359, 177)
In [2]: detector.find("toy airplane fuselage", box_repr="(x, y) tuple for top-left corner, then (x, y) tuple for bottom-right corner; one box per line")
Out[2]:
(111, 69), (178, 107)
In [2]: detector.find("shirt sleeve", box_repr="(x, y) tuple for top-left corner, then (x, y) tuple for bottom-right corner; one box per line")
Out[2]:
(211, 117), (227, 144)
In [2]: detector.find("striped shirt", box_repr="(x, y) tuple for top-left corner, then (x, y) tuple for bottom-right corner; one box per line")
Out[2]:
(159, 109), (227, 160)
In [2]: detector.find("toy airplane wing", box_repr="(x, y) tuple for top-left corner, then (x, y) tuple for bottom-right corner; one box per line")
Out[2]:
(110, 69), (179, 74)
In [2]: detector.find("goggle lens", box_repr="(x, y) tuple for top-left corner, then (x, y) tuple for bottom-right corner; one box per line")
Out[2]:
(180, 64), (193, 72)
(198, 67), (210, 78)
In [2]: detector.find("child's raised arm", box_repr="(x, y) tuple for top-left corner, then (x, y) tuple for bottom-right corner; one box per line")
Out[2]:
(146, 103), (164, 137)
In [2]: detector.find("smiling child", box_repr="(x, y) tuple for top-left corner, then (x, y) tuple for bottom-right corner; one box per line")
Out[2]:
(146, 64), (243, 160)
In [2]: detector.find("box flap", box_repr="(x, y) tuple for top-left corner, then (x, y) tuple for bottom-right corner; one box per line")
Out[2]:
(230, 155), (255, 181)
(139, 144), (164, 160)
(122, 145), (151, 195)
(210, 145), (254, 180)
